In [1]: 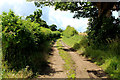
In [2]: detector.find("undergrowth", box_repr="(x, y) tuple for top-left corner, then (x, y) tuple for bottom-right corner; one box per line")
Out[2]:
(62, 26), (120, 79)
(84, 40), (120, 79)
(63, 35), (120, 79)
(2, 41), (52, 78)
(1, 10), (61, 78)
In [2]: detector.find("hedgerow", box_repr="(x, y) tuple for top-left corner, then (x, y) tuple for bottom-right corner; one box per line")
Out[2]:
(1, 10), (61, 75)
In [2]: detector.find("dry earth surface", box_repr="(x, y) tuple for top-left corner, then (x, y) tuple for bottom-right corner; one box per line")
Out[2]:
(34, 40), (107, 80)
(61, 41), (107, 79)
(37, 42), (67, 78)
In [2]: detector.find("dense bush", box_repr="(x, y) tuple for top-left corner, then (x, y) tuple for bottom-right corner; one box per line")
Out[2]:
(72, 36), (88, 50)
(1, 10), (61, 74)
(63, 25), (78, 38)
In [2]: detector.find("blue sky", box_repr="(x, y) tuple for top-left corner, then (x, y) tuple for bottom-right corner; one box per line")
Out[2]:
(0, 0), (119, 32)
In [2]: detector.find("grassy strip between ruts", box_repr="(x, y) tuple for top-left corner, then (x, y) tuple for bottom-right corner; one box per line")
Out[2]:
(56, 39), (76, 78)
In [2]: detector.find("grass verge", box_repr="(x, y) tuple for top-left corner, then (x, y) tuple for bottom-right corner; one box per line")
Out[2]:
(62, 35), (120, 79)
(62, 35), (86, 54)
(62, 35), (83, 47)
(56, 39), (76, 78)
(85, 44), (120, 79)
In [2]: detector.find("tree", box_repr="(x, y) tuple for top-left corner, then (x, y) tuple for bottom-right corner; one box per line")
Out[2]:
(34, 2), (120, 18)
(58, 28), (63, 32)
(33, 1), (120, 44)
(26, 9), (42, 22)
(26, 9), (49, 28)
(49, 24), (57, 31)
(63, 25), (78, 38)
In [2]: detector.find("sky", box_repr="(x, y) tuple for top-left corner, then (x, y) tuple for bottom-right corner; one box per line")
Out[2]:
(0, 0), (119, 32)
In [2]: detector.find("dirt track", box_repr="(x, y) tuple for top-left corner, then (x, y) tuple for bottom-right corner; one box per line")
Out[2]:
(38, 42), (67, 78)
(61, 41), (107, 79)
(37, 40), (107, 79)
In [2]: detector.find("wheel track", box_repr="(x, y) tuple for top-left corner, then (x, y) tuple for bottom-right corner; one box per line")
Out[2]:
(60, 40), (107, 79)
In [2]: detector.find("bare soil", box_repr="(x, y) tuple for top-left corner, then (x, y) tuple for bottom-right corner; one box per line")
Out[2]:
(61, 41), (107, 79)
(37, 42), (67, 78)
(37, 41), (107, 79)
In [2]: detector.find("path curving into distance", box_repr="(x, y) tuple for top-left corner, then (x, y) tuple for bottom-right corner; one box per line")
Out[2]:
(36, 40), (107, 79)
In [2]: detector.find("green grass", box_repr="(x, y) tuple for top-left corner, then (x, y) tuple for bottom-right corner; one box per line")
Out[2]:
(62, 35), (84, 47)
(2, 66), (33, 78)
(56, 39), (76, 78)
(62, 25), (120, 79)
(62, 34), (120, 79)
(85, 43), (120, 79)
(62, 35), (87, 54)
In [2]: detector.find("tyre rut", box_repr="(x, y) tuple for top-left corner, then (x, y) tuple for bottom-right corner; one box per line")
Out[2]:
(60, 40), (107, 79)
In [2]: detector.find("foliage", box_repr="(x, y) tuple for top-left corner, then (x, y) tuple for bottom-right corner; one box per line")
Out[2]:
(62, 35), (83, 48)
(49, 24), (57, 31)
(26, 9), (58, 31)
(84, 40), (120, 79)
(62, 27), (120, 79)
(34, 2), (120, 19)
(62, 26), (86, 51)
(63, 25), (78, 38)
(34, 2), (98, 19)
(0, 15), (2, 79)
(73, 36), (88, 50)
(1, 10), (61, 77)
(87, 16), (120, 44)
(58, 28), (63, 32)
(26, 9), (49, 28)
(34, 1), (120, 45)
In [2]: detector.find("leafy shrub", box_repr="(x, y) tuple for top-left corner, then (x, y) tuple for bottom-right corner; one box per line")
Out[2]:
(63, 25), (78, 38)
(1, 10), (61, 76)
(72, 36), (88, 50)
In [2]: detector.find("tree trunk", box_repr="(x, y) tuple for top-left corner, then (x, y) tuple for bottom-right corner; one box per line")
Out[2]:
(93, 2), (116, 17)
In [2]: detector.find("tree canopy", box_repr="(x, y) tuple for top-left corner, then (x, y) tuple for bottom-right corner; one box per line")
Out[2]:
(33, 1), (120, 44)
(26, 9), (49, 28)
(49, 24), (57, 31)
(34, 2), (120, 19)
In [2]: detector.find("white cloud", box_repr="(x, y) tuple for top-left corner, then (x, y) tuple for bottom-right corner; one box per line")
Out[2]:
(8, 0), (25, 5)
(47, 6), (88, 32)
(0, 0), (24, 8)
(0, 0), (89, 32)
(0, 0), (36, 16)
